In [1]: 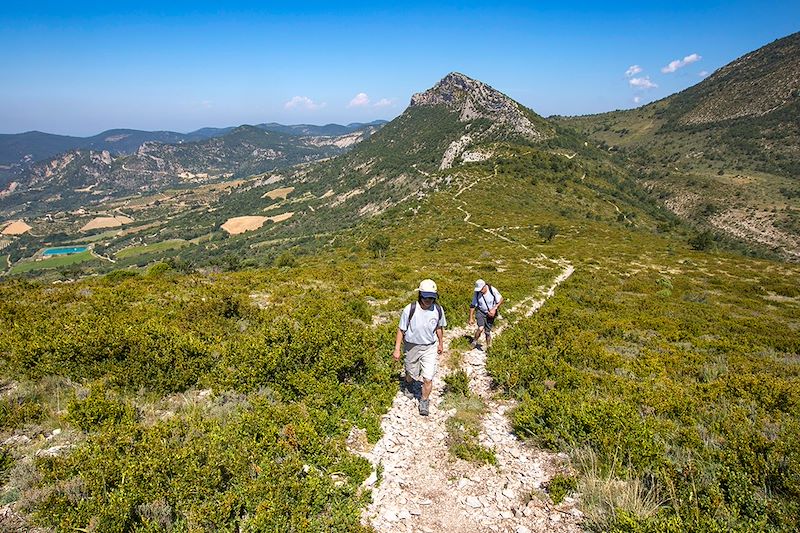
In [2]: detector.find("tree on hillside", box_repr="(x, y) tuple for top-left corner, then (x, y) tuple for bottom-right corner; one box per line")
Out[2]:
(538, 224), (558, 243)
(368, 234), (390, 258)
(689, 230), (714, 251)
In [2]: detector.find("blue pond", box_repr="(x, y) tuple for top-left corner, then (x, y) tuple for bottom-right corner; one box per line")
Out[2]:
(42, 246), (88, 256)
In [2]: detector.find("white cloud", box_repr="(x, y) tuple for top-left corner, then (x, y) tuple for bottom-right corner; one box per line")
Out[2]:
(373, 98), (394, 108)
(284, 96), (325, 111)
(348, 92), (370, 108)
(625, 65), (643, 78)
(629, 76), (658, 90)
(661, 53), (702, 73)
(698, 70), (709, 78)
(633, 96), (642, 104)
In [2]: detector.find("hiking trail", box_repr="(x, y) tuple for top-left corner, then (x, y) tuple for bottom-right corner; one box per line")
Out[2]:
(354, 186), (581, 532)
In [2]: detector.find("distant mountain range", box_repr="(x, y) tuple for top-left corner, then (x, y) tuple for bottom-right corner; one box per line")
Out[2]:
(0, 121), (388, 168)
(0, 122), (386, 214)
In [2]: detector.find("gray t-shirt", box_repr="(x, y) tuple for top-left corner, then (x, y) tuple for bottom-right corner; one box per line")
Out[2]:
(398, 302), (447, 345)
(471, 286), (502, 313)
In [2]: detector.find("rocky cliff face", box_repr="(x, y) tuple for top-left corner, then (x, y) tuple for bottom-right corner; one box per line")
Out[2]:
(410, 72), (552, 143)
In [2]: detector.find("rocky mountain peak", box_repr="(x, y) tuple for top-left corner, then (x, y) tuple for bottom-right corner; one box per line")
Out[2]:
(410, 72), (550, 142)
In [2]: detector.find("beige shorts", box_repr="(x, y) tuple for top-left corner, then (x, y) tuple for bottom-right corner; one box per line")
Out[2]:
(404, 342), (438, 382)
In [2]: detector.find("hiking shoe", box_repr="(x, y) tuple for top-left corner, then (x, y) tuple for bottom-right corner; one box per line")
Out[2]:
(418, 399), (430, 416)
(401, 381), (416, 400)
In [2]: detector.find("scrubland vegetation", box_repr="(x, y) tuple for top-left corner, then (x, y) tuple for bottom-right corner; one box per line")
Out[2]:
(1, 135), (798, 532)
(490, 251), (800, 531)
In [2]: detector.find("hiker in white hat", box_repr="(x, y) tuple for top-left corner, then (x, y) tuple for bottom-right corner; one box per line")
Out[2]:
(469, 279), (503, 351)
(392, 279), (447, 416)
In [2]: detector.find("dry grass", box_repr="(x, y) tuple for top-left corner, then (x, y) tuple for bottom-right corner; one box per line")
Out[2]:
(267, 212), (294, 223)
(572, 447), (662, 527)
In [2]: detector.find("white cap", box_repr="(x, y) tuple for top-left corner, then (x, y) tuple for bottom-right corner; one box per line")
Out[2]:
(474, 279), (486, 292)
(418, 279), (438, 298)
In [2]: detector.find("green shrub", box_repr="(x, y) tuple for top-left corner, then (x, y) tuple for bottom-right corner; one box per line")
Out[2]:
(103, 269), (139, 283)
(689, 230), (714, 251)
(445, 415), (497, 465)
(547, 473), (577, 504)
(0, 395), (44, 430)
(346, 298), (372, 323)
(538, 223), (559, 243)
(275, 251), (297, 267)
(443, 370), (471, 396)
(66, 387), (136, 431)
(488, 266), (800, 530)
(0, 448), (13, 484)
(367, 234), (390, 258)
(146, 261), (172, 276)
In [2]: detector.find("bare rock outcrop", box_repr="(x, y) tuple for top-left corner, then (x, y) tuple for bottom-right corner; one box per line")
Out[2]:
(411, 72), (552, 142)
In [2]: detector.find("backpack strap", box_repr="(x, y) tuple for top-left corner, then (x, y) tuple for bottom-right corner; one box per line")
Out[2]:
(481, 284), (496, 310)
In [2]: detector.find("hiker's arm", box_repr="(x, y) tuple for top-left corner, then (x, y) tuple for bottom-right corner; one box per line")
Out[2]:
(494, 296), (504, 312)
(436, 327), (444, 354)
(468, 306), (476, 324)
(392, 328), (404, 360)
(490, 291), (504, 316)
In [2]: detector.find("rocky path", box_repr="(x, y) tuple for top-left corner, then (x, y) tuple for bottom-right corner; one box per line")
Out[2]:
(357, 263), (580, 532)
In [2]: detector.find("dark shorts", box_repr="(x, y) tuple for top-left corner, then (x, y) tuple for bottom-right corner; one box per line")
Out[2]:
(476, 309), (495, 331)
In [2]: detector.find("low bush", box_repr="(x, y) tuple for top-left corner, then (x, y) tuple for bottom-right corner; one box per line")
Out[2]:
(443, 370), (471, 396)
(547, 473), (577, 504)
(66, 387), (136, 431)
(0, 395), (44, 430)
(488, 267), (800, 530)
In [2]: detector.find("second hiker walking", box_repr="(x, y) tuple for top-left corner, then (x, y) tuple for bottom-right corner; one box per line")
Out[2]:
(392, 279), (446, 416)
(469, 279), (503, 351)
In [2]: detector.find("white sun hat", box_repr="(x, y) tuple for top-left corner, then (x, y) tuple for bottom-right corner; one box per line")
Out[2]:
(474, 279), (486, 292)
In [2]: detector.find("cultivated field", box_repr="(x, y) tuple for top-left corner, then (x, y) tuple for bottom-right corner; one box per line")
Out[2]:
(79, 216), (133, 232)
(1, 220), (32, 236)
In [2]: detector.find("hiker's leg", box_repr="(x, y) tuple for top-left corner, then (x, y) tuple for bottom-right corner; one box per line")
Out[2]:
(419, 344), (437, 401)
(485, 331), (491, 350)
(421, 378), (433, 400)
(472, 326), (484, 345)
(404, 344), (420, 384)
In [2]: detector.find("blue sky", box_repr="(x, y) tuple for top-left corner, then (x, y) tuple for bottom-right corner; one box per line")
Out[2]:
(1, 1), (797, 136)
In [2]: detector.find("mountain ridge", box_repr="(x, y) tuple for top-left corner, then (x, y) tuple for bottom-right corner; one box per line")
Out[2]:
(0, 121), (389, 169)
(558, 32), (800, 259)
(0, 123), (383, 216)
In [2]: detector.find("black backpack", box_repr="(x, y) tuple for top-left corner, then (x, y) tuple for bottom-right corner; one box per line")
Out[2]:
(408, 301), (443, 335)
